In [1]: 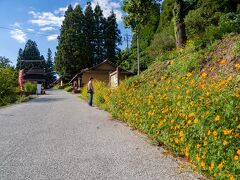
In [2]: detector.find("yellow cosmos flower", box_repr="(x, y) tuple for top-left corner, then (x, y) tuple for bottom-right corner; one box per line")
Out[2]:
(151, 124), (155, 128)
(237, 149), (240, 155)
(180, 137), (184, 142)
(194, 118), (199, 124)
(219, 60), (227, 65)
(223, 129), (233, 135)
(215, 115), (220, 121)
(233, 155), (238, 161)
(196, 144), (200, 149)
(187, 72), (192, 77)
(234, 63), (240, 68)
(230, 176), (235, 180)
(208, 130), (211, 135)
(188, 113), (195, 118)
(201, 72), (207, 78)
(218, 161), (224, 169)
(201, 161), (205, 167)
(209, 163), (214, 170)
(213, 131), (218, 136)
(223, 140), (228, 146)
(235, 92), (240, 97)
(195, 154), (200, 162)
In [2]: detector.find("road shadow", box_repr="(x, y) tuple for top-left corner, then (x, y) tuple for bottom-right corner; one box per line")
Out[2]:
(30, 97), (66, 103)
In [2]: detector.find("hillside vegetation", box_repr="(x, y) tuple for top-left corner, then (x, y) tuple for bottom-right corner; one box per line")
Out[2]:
(82, 34), (240, 179)
(80, 0), (240, 179)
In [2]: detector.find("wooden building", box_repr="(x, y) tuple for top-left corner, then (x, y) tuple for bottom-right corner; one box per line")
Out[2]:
(70, 60), (133, 89)
(23, 68), (47, 85)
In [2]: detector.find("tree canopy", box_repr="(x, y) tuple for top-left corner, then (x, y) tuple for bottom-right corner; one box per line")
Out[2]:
(55, 3), (121, 81)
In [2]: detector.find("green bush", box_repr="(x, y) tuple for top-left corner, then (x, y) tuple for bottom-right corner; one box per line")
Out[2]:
(219, 13), (240, 34)
(0, 68), (18, 106)
(23, 82), (37, 95)
(64, 86), (72, 92)
(234, 40), (240, 57)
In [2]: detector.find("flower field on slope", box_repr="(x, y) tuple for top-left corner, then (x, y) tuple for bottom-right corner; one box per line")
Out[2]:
(82, 69), (239, 179)
(81, 35), (240, 179)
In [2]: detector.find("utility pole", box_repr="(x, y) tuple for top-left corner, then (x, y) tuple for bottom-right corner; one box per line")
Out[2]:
(125, 33), (130, 51)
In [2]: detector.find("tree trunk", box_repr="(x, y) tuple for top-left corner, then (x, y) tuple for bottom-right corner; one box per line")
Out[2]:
(174, 0), (187, 48)
(176, 21), (186, 48)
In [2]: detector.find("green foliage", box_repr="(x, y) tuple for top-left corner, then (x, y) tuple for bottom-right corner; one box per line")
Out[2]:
(122, 0), (161, 31)
(55, 3), (122, 81)
(45, 48), (56, 87)
(185, 0), (238, 38)
(159, 0), (174, 31)
(16, 40), (46, 71)
(81, 81), (109, 109)
(234, 40), (240, 57)
(0, 56), (12, 68)
(219, 13), (240, 34)
(0, 68), (18, 106)
(84, 3), (95, 67)
(81, 34), (240, 179)
(64, 86), (72, 92)
(94, 4), (106, 64)
(147, 23), (176, 60)
(120, 1), (160, 72)
(105, 11), (122, 63)
(23, 82), (37, 95)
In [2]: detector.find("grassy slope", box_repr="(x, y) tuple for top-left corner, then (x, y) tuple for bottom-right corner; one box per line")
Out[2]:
(82, 34), (240, 179)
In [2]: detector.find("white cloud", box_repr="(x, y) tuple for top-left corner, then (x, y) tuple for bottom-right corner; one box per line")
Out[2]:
(40, 27), (55, 31)
(91, 0), (123, 23)
(29, 11), (64, 27)
(47, 34), (58, 41)
(54, 7), (68, 14)
(27, 28), (34, 32)
(28, 0), (123, 33)
(10, 23), (27, 43)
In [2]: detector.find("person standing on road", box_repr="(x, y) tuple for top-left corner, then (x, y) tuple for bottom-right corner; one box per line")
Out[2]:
(87, 77), (94, 106)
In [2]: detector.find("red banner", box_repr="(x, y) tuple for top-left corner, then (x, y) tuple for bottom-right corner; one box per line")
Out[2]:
(18, 70), (24, 91)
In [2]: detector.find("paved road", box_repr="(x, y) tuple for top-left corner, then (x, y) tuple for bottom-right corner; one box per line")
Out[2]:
(0, 90), (201, 180)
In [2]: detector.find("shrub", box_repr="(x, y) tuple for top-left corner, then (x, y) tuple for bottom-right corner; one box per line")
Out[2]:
(23, 82), (37, 95)
(234, 40), (240, 57)
(0, 68), (18, 106)
(219, 13), (240, 34)
(64, 86), (72, 92)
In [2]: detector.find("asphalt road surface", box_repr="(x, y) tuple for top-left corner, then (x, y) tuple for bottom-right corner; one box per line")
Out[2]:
(0, 89), (201, 180)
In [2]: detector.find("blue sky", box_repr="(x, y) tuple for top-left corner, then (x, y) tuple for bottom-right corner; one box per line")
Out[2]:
(0, 0), (132, 66)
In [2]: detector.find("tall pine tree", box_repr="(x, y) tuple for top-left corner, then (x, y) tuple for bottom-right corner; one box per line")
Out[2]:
(16, 48), (23, 70)
(55, 3), (122, 80)
(105, 11), (121, 63)
(93, 4), (106, 64)
(55, 5), (74, 80)
(84, 2), (95, 66)
(16, 40), (45, 71)
(45, 48), (56, 86)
